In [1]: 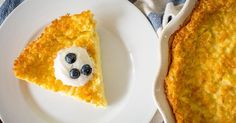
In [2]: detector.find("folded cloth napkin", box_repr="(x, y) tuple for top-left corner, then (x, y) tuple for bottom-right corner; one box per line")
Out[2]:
(0, 0), (186, 123)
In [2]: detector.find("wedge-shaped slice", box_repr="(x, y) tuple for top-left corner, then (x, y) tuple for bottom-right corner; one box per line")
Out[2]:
(13, 10), (107, 107)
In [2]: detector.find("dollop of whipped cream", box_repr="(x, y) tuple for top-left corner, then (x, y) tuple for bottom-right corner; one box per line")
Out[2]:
(54, 46), (94, 87)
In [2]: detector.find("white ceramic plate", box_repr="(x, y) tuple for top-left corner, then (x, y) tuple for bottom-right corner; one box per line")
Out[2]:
(0, 0), (160, 123)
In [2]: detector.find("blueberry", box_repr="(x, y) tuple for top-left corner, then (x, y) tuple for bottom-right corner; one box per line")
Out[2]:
(65, 53), (76, 64)
(69, 68), (80, 79)
(81, 64), (92, 76)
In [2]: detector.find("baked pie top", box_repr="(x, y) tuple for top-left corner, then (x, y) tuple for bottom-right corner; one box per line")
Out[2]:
(165, 0), (236, 122)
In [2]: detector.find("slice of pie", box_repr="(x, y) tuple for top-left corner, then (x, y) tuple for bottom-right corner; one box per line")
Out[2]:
(13, 10), (107, 107)
(165, 0), (236, 122)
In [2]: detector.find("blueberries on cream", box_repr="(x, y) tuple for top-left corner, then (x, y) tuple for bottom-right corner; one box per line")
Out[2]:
(54, 46), (94, 87)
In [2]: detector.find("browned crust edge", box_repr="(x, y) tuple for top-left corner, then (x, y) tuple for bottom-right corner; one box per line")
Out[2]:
(164, 1), (200, 122)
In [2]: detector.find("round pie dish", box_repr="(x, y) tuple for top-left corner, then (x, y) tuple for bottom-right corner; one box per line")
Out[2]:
(154, 0), (197, 123)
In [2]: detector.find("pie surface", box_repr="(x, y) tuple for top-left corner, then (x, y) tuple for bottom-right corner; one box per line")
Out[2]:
(165, 0), (236, 122)
(13, 11), (107, 107)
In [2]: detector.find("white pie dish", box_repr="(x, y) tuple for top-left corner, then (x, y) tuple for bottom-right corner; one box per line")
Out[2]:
(154, 0), (197, 123)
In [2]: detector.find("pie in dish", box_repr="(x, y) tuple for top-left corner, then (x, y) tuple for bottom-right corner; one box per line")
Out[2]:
(13, 10), (107, 107)
(165, 0), (236, 122)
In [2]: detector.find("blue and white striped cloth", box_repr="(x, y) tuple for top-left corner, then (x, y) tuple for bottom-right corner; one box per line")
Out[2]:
(0, 0), (186, 123)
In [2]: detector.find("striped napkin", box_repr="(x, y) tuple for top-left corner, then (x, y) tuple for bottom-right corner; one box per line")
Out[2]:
(0, 0), (186, 123)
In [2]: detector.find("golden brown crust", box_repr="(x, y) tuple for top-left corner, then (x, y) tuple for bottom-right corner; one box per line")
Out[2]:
(165, 0), (236, 122)
(13, 10), (107, 107)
